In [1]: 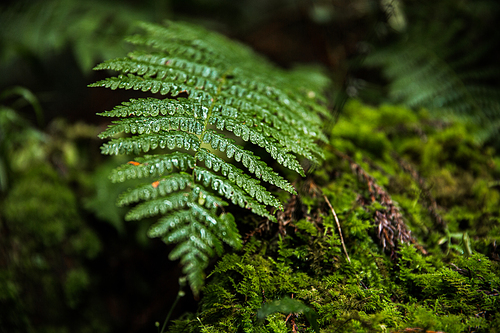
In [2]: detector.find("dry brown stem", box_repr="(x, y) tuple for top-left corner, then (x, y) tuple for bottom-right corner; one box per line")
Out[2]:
(323, 194), (351, 264)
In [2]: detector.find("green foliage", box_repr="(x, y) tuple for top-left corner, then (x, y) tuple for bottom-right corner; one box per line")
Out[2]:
(172, 236), (497, 332)
(3, 3), (499, 331)
(0, 142), (106, 333)
(3, 165), (81, 246)
(84, 159), (138, 234)
(365, 0), (500, 144)
(0, 87), (115, 333)
(64, 267), (91, 309)
(0, 86), (47, 192)
(0, 0), (157, 73)
(331, 100), (500, 244)
(91, 20), (329, 295)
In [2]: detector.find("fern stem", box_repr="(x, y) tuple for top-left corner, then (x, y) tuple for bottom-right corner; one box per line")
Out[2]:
(160, 281), (186, 333)
(198, 73), (227, 146)
(194, 72), (228, 173)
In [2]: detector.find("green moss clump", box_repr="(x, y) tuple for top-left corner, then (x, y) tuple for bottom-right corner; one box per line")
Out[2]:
(0, 163), (107, 333)
(0, 108), (107, 333)
(169, 236), (499, 332)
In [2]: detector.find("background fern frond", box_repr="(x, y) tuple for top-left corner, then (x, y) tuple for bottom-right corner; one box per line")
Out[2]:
(92, 20), (330, 295)
(364, 9), (500, 144)
(0, 0), (166, 78)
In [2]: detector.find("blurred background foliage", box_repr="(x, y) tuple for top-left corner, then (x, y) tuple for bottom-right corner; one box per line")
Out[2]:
(0, 0), (499, 332)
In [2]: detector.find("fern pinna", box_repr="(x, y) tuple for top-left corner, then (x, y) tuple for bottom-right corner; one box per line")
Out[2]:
(90, 20), (330, 295)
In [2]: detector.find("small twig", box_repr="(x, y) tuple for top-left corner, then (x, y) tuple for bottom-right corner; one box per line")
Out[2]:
(323, 194), (351, 264)
(159, 278), (186, 333)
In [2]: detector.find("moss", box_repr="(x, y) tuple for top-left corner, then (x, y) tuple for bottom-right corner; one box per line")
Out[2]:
(175, 234), (498, 331)
(0, 152), (106, 332)
(3, 165), (79, 246)
(167, 100), (500, 332)
(64, 268), (91, 309)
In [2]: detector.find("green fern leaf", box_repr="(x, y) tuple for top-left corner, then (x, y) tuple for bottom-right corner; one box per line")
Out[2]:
(117, 173), (192, 205)
(193, 167), (277, 221)
(209, 113), (323, 163)
(99, 116), (204, 138)
(190, 185), (229, 212)
(109, 153), (195, 182)
(150, 208), (213, 238)
(124, 192), (190, 221)
(202, 129), (305, 178)
(215, 102), (325, 161)
(97, 98), (208, 118)
(91, 20), (329, 295)
(197, 148), (285, 206)
(100, 131), (201, 155)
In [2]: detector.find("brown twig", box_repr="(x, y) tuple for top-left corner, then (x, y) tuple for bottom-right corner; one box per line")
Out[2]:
(323, 194), (351, 264)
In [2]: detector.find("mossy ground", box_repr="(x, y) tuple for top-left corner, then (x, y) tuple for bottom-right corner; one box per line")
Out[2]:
(169, 100), (500, 333)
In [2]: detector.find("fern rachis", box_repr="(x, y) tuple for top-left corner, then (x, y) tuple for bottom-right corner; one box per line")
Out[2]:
(90, 20), (330, 295)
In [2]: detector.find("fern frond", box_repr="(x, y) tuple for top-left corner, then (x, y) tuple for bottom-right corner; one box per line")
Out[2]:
(98, 51), (223, 80)
(208, 113), (323, 163)
(149, 206), (218, 245)
(126, 21), (227, 66)
(125, 192), (190, 221)
(91, 20), (330, 294)
(190, 185), (229, 212)
(89, 74), (206, 100)
(365, 18), (500, 143)
(92, 55), (221, 95)
(197, 148), (288, 204)
(152, 207), (241, 294)
(97, 97), (208, 118)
